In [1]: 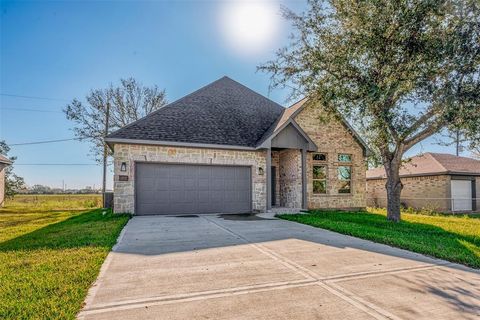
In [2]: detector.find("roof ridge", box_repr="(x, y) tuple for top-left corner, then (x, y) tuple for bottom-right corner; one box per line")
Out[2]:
(221, 76), (284, 110)
(425, 152), (449, 172)
(286, 97), (308, 109)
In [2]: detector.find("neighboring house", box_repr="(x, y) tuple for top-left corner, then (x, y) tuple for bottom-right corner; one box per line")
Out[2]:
(105, 77), (369, 215)
(367, 153), (480, 213)
(0, 154), (12, 207)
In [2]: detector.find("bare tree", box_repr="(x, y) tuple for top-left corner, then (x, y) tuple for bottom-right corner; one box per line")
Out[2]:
(64, 78), (168, 162)
(436, 129), (469, 156)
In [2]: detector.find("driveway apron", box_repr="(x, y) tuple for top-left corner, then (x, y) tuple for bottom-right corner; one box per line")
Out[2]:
(78, 214), (480, 320)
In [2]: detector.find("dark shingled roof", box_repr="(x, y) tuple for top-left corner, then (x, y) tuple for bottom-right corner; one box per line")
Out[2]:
(107, 77), (285, 148)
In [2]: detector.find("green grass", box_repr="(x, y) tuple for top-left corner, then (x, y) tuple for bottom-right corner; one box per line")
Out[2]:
(0, 195), (130, 320)
(278, 208), (480, 269)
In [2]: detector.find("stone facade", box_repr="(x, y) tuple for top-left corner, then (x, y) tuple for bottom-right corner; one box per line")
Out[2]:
(113, 144), (267, 214)
(271, 151), (280, 206)
(294, 102), (367, 209)
(278, 149), (302, 208)
(367, 175), (480, 212)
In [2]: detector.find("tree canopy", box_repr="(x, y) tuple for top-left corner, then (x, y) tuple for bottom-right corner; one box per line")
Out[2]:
(260, 0), (480, 221)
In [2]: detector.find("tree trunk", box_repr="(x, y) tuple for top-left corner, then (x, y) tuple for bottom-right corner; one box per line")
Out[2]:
(384, 158), (403, 222)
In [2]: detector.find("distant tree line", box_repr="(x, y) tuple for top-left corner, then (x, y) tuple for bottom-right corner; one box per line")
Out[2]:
(17, 184), (103, 195)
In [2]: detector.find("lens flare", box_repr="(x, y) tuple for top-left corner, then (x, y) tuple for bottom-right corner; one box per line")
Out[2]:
(219, 0), (281, 57)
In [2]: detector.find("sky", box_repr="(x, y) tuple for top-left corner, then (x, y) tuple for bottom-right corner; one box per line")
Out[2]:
(0, 0), (461, 190)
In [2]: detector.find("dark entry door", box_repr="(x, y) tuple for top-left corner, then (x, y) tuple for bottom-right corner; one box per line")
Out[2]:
(271, 166), (276, 206)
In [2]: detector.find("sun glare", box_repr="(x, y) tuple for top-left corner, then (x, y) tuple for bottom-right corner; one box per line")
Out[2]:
(219, 0), (282, 56)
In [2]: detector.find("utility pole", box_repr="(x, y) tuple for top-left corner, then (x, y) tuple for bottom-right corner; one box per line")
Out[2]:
(102, 101), (110, 208)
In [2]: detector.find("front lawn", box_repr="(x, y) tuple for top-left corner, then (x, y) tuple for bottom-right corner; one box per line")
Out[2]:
(0, 195), (130, 319)
(278, 209), (480, 269)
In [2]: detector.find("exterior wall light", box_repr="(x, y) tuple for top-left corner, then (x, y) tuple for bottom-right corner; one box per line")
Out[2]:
(120, 162), (127, 172)
(258, 167), (264, 175)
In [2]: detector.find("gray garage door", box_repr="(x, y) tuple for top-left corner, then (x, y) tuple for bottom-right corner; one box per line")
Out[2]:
(135, 163), (252, 215)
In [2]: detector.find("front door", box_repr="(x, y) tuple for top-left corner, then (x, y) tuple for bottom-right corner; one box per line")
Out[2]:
(271, 166), (276, 206)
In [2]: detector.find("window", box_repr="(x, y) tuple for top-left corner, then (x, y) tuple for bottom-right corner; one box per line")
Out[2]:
(338, 166), (352, 194)
(338, 154), (352, 162)
(313, 153), (327, 162)
(313, 165), (327, 194)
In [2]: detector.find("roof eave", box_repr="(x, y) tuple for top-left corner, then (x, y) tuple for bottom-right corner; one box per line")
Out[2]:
(104, 137), (257, 151)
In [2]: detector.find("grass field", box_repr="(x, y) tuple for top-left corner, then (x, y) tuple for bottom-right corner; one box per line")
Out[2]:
(0, 194), (130, 320)
(278, 208), (480, 269)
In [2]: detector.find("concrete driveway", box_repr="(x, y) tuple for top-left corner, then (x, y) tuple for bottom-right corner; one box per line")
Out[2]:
(78, 214), (480, 320)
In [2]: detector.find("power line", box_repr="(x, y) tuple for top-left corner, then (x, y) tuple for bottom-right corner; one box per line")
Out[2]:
(0, 93), (70, 102)
(1, 107), (63, 113)
(10, 138), (81, 146)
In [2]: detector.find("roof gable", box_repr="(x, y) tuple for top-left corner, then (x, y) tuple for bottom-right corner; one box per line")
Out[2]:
(270, 98), (370, 155)
(106, 77), (284, 148)
(257, 116), (317, 151)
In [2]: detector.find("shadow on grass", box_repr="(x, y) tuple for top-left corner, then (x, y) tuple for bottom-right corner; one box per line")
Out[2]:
(279, 210), (480, 269)
(0, 209), (130, 252)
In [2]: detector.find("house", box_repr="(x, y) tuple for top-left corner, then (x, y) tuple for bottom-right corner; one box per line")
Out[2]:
(105, 77), (369, 215)
(0, 154), (12, 207)
(367, 153), (480, 213)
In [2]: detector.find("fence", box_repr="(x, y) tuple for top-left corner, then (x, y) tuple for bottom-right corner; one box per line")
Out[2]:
(367, 197), (479, 213)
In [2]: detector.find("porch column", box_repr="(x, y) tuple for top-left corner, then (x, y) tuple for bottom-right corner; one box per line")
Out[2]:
(301, 148), (307, 209)
(266, 148), (272, 211)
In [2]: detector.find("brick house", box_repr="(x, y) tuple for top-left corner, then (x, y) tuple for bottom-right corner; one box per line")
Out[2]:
(0, 154), (12, 207)
(367, 153), (480, 213)
(106, 77), (369, 215)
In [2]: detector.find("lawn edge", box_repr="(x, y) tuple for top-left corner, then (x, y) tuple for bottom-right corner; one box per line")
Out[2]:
(277, 213), (480, 270)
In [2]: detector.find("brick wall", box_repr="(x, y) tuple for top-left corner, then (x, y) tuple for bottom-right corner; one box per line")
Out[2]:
(113, 144), (267, 214)
(279, 149), (302, 208)
(366, 175), (451, 211)
(294, 102), (367, 209)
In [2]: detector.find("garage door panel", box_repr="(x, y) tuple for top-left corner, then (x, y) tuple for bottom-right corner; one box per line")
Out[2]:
(198, 190), (211, 202)
(154, 178), (170, 191)
(212, 178), (226, 190)
(211, 191), (224, 202)
(184, 178), (198, 190)
(451, 180), (472, 212)
(225, 191), (238, 202)
(135, 163), (251, 215)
